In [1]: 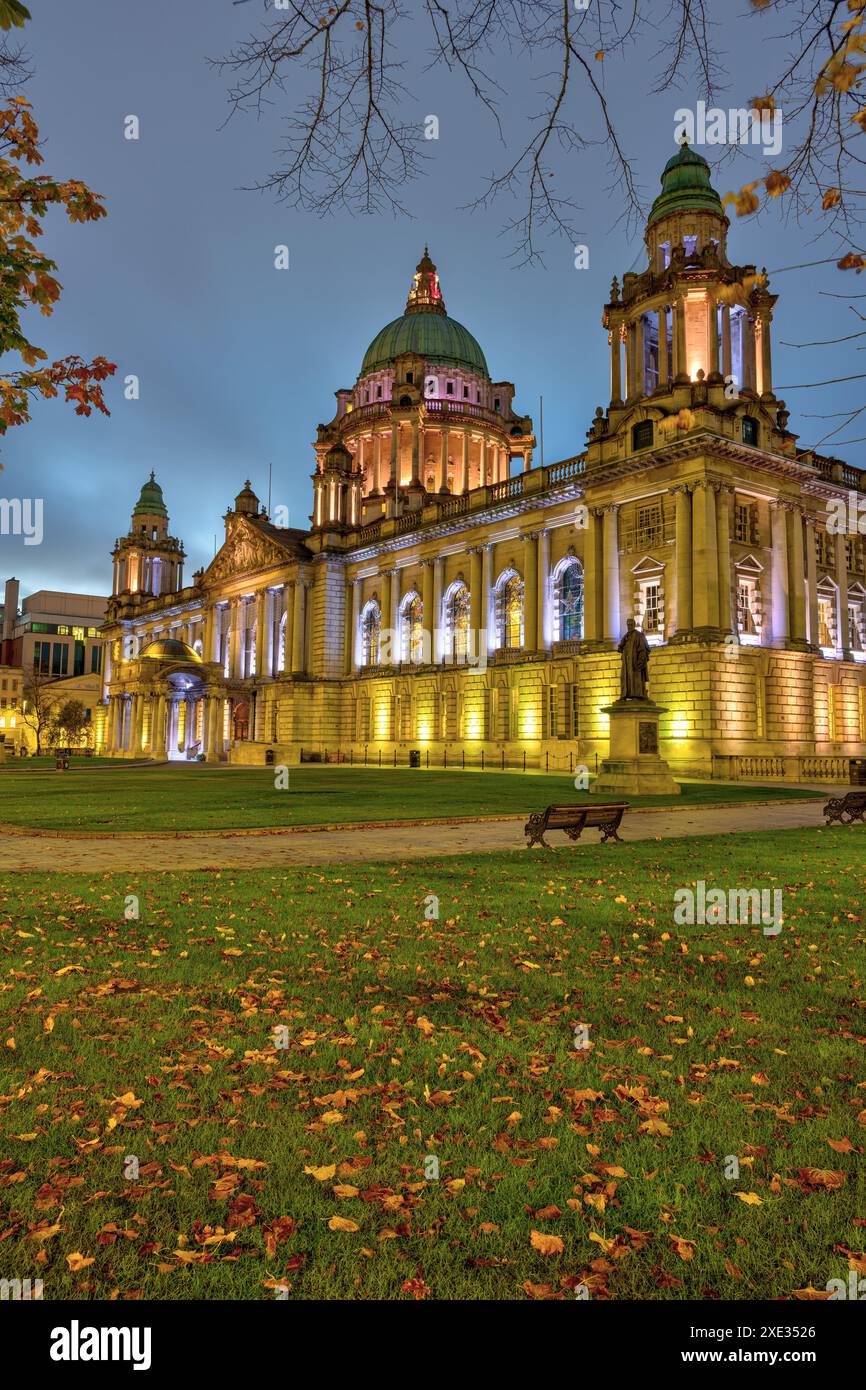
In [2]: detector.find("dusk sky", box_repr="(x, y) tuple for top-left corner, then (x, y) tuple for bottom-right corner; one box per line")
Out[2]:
(2, 1), (861, 599)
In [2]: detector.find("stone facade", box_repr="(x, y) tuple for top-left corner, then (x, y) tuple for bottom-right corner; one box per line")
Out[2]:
(99, 153), (866, 782)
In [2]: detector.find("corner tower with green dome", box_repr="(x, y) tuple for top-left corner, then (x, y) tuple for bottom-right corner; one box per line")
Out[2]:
(111, 472), (186, 600)
(311, 249), (535, 533)
(599, 140), (779, 419)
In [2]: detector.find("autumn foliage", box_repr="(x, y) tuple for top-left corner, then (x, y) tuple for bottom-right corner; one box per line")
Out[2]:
(0, 96), (115, 444)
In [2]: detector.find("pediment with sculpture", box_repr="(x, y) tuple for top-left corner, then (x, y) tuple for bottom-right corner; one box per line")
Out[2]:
(202, 518), (297, 588)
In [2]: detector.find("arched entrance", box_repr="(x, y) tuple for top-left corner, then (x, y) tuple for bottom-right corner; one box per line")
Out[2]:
(232, 699), (250, 742)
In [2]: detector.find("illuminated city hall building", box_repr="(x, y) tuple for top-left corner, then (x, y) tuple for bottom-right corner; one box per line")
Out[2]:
(100, 147), (866, 779)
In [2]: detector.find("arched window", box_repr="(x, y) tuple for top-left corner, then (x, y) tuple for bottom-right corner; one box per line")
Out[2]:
(399, 591), (424, 663)
(360, 600), (381, 667)
(495, 570), (524, 650)
(553, 557), (584, 641)
(192, 638), (203, 658)
(444, 581), (470, 660)
(277, 612), (287, 673)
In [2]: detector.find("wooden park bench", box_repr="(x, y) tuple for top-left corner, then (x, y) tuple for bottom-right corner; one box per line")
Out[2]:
(823, 790), (866, 825)
(524, 802), (630, 848)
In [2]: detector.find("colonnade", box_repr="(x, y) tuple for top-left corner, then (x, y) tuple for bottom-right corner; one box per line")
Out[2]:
(345, 420), (530, 498)
(104, 688), (227, 763)
(608, 298), (772, 402)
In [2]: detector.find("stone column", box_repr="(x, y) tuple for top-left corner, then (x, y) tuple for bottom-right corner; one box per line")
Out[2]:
(460, 429), (470, 493)
(537, 529), (550, 649)
(716, 485), (734, 633)
(692, 484), (720, 630)
(411, 417), (420, 485)
(228, 600), (241, 678)
(583, 508), (599, 642)
(432, 556), (443, 663)
(602, 505), (620, 643)
(656, 309), (669, 389)
(805, 516), (819, 648)
(282, 583), (295, 674)
(390, 567), (401, 645)
(610, 323), (622, 404)
(770, 502), (790, 644)
(255, 591), (267, 678)
(482, 544), (493, 652)
(129, 693), (143, 758)
(674, 298), (687, 382)
(707, 291), (720, 380)
(523, 533), (538, 651)
(721, 304), (732, 383)
(469, 548), (482, 646)
(835, 530), (849, 657)
(674, 485), (693, 634)
(746, 318), (758, 393)
(759, 312), (773, 397)
(153, 692), (167, 758)
(633, 315), (645, 398)
(291, 580), (306, 673)
(346, 578), (360, 674)
(438, 430), (448, 491)
(388, 423), (398, 490)
(422, 560), (435, 661)
(787, 507), (807, 644)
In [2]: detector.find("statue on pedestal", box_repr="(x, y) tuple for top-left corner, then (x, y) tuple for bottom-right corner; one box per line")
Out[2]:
(618, 618), (650, 701)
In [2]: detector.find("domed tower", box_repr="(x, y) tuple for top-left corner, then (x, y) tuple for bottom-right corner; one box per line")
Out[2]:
(312, 249), (534, 531)
(112, 473), (186, 597)
(601, 143), (778, 414)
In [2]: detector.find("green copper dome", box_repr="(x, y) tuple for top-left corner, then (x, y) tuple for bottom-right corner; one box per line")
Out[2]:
(361, 313), (488, 376)
(647, 144), (725, 228)
(360, 249), (489, 378)
(133, 472), (168, 519)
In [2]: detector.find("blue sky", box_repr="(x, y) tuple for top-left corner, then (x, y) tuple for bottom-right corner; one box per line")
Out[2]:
(2, 0), (861, 598)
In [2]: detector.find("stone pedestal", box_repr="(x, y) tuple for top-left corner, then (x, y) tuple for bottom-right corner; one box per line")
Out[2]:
(591, 699), (680, 796)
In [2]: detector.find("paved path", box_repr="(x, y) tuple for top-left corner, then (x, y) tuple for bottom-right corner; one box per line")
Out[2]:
(0, 800), (831, 872)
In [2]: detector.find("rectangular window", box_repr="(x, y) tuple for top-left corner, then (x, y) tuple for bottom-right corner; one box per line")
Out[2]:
(641, 582), (661, 633)
(52, 643), (62, 675)
(818, 596), (834, 647)
(73, 641), (85, 677)
(570, 684), (580, 739)
(446, 382), (454, 395)
(734, 503), (749, 543)
(737, 579), (758, 635)
(463, 386), (469, 398)
(635, 503), (662, 547)
(547, 685), (557, 739)
(90, 645), (102, 673)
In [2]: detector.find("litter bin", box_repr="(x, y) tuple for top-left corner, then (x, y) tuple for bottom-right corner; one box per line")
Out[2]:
(265, 749), (275, 766)
(409, 749), (421, 768)
(850, 758), (866, 786)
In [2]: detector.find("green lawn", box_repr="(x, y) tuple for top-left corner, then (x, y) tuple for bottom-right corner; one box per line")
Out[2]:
(0, 827), (862, 1301)
(0, 762), (823, 833)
